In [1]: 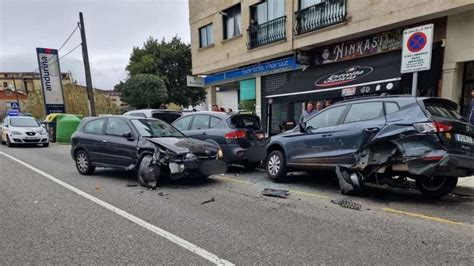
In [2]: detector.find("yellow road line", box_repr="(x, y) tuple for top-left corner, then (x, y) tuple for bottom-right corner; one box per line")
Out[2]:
(215, 176), (330, 199)
(382, 207), (465, 226)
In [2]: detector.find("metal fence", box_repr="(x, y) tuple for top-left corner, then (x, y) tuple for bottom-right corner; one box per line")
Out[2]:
(295, 0), (346, 35)
(247, 16), (287, 49)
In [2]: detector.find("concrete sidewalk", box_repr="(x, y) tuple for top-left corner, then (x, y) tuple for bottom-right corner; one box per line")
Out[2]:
(454, 176), (474, 195)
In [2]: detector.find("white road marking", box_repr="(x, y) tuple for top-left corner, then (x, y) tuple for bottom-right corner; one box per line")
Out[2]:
(0, 151), (234, 266)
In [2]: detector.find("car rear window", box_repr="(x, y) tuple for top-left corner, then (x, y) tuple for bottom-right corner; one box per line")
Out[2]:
(423, 99), (462, 120)
(229, 115), (261, 130)
(152, 112), (181, 124)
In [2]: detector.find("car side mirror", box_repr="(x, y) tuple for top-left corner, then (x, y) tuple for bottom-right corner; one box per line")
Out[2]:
(122, 132), (134, 140)
(299, 122), (306, 133)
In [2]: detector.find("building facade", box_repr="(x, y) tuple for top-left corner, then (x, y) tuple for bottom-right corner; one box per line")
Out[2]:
(189, 0), (474, 134)
(0, 71), (74, 94)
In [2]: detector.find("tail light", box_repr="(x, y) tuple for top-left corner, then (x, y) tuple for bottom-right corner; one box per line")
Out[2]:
(414, 122), (452, 133)
(225, 130), (247, 139)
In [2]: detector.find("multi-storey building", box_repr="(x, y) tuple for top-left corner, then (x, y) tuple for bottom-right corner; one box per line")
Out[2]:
(0, 71), (74, 94)
(189, 0), (474, 134)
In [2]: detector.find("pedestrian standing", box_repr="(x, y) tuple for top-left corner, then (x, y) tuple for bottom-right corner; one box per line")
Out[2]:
(468, 89), (474, 124)
(324, 99), (332, 108)
(316, 101), (323, 112)
(300, 102), (316, 123)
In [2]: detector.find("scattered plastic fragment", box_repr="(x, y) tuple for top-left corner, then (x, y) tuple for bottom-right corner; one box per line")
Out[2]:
(158, 192), (168, 196)
(262, 188), (290, 199)
(201, 197), (215, 204)
(330, 198), (362, 210)
(126, 184), (138, 187)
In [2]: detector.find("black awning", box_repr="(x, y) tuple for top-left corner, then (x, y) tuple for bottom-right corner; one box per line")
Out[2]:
(267, 51), (402, 103)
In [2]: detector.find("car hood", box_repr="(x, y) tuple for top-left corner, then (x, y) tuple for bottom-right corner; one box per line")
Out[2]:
(147, 137), (218, 155)
(8, 126), (44, 133)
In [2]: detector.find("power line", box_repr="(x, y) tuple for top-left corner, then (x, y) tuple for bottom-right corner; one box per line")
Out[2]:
(58, 24), (79, 51)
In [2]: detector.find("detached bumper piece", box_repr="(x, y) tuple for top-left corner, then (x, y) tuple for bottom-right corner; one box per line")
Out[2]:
(407, 152), (474, 178)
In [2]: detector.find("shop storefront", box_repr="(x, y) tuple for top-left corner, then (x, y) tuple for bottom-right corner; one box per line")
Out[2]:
(203, 56), (303, 115)
(264, 19), (446, 135)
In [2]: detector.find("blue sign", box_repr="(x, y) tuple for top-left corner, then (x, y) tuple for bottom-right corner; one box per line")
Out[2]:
(10, 102), (20, 109)
(204, 57), (302, 86)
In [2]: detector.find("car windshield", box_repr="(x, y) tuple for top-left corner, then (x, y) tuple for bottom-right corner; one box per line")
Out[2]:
(132, 119), (184, 138)
(229, 115), (261, 130)
(10, 117), (40, 127)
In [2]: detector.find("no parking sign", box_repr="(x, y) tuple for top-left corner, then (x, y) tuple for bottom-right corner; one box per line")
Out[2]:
(401, 24), (433, 73)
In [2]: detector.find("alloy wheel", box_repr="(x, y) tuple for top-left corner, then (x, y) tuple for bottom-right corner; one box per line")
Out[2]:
(267, 154), (281, 176)
(76, 153), (88, 173)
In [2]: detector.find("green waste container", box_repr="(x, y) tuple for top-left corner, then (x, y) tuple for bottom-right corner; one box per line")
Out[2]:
(56, 114), (83, 143)
(44, 113), (83, 143)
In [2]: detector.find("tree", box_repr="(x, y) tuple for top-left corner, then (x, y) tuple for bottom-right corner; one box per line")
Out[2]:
(123, 36), (206, 107)
(22, 84), (120, 119)
(116, 74), (168, 109)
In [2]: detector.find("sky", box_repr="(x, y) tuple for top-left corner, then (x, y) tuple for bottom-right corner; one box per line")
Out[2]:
(0, 0), (190, 90)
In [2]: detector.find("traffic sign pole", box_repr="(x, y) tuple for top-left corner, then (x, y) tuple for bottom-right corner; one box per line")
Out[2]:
(411, 72), (418, 96)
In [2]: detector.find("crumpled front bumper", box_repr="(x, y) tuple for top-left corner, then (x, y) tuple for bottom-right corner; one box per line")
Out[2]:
(407, 152), (474, 178)
(169, 159), (228, 178)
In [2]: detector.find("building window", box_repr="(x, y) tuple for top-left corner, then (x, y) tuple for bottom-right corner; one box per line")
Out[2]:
(199, 24), (214, 48)
(3, 82), (8, 88)
(248, 0), (286, 49)
(223, 4), (241, 39)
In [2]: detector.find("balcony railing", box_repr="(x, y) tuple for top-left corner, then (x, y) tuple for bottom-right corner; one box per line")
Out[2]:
(295, 0), (346, 35)
(247, 16), (286, 49)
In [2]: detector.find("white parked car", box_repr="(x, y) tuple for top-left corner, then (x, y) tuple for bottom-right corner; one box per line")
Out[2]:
(1, 116), (49, 147)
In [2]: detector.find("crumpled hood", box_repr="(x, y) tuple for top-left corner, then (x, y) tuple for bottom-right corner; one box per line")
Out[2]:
(147, 137), (219, 155)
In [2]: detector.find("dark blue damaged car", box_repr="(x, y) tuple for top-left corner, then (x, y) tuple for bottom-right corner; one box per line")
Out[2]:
(265, 96), (474, 198)
(71, 116), (227, 187)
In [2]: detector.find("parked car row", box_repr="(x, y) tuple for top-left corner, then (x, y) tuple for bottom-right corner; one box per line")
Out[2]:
(64, 96), (474, 198)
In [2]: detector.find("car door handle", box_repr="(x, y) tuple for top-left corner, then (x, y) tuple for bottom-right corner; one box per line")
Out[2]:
(102, 140), (108, 143)
(322, 134), (332, 137)
(364, 127), (379, 132)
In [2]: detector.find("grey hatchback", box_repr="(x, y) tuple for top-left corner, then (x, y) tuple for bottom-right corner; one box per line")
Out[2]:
(265, 96), (474, 198)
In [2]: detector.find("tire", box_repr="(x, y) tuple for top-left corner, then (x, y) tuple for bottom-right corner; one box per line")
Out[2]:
(266, 150), (287, 182)
(6, 136), (14, 147)
(416, 176), (458, 198)
(244, 162), (260, 171)
(43, 142), (49, 147)
(137, 155), (160, 188)
(75, 150), (95, 175)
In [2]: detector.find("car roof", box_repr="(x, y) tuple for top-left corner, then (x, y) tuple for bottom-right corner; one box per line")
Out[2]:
(181, 111), (231, 118)
(124, 109), (181, 114)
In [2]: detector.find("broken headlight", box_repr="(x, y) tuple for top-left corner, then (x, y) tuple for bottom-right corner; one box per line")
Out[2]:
(184, 153), (197, 160)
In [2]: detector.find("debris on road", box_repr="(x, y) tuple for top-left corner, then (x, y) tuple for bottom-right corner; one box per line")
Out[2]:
(331, 198), (362, 211)
(262, 188), (290, 199)
(95, 186), (102, 192)
(158, 192), (169, 196)
(201, 197), (215, 204)
(126, 184), (138, 187)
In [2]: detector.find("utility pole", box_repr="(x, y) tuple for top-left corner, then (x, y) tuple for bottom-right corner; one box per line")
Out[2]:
(79, 12), (96, 116)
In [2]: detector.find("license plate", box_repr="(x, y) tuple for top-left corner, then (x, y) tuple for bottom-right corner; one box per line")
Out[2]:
(25, 137), (38, 140)
(455, 134), (473, 144)
(256, 133), (266, 139)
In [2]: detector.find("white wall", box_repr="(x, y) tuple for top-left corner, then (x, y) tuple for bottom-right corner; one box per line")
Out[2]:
(216, 89), (239, 111)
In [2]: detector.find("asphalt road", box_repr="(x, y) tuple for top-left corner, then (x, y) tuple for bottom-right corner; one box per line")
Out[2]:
(1, 143), (473, 264)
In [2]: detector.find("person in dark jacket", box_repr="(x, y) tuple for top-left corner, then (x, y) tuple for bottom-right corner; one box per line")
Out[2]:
(468, 90), (474, 125)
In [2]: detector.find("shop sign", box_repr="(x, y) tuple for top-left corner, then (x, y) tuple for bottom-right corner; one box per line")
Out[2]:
(36, 47), (66, 114)
(204, 57), (302, 86)
(313, 28), (403, 65)
(401, 24), (433, 73)
(186, 75), (205, 87)
(315, 66), (373, 88)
